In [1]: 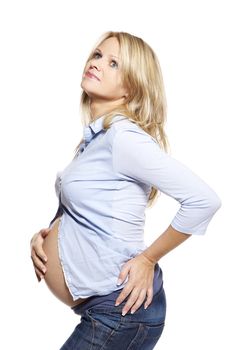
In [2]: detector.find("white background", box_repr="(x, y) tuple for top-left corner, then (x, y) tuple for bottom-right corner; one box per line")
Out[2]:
(0, 0), (233, 349)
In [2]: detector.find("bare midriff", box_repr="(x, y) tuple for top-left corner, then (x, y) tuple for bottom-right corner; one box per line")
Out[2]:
(42, 216), (89, 307)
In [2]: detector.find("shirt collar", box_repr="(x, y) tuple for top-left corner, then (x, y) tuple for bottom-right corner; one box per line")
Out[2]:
(83, 114), (126, 145)
(83, 115), (105, 145)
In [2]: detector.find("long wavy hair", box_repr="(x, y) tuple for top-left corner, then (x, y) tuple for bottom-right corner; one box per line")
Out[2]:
(74, 31), (170, 208)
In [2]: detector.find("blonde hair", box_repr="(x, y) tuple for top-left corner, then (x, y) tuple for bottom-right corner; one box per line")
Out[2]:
(75, 31), (169, 208)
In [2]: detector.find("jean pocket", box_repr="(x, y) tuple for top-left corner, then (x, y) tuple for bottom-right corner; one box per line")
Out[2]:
(86, 305), (123, 330)
(82, 307), (123, 349)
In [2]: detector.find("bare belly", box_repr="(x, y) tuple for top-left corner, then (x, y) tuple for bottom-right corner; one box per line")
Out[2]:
(42, 216), (89, 307)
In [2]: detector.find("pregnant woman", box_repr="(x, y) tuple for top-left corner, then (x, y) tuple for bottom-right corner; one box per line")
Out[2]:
(30, 31), (221, 349)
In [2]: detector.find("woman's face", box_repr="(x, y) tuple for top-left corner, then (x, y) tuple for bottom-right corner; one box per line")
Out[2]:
(81, 37), (128, 102)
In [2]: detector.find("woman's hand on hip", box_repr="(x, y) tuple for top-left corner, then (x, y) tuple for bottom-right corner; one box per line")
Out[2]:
(30, 227), (50, 282)
(115, 253), (156, 316)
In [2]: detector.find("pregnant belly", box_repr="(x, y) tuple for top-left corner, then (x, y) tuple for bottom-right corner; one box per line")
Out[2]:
(42, 216), (88, 307)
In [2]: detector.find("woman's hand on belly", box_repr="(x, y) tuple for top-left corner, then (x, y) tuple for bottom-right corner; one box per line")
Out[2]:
(30, 225), (52, 281)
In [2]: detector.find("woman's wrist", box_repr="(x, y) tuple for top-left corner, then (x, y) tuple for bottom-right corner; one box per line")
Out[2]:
(141, 252), (158, 266)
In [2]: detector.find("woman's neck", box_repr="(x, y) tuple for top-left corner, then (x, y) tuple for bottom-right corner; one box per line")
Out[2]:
(90, 98), (125, 121)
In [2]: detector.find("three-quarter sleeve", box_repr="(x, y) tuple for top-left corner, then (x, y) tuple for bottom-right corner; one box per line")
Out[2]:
(112, 128), (221, 235)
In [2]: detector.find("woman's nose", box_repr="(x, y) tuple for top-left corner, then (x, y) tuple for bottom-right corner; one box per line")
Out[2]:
(89, 59), (102, 71)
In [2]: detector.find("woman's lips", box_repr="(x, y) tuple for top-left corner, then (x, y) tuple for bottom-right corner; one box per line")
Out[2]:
(85, 71), (100, 81)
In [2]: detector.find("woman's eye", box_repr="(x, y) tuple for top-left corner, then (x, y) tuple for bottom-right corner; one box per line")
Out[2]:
(93, 52), (101, 58)
(91, 52), (118, 68)
(110, 60), (118, 68)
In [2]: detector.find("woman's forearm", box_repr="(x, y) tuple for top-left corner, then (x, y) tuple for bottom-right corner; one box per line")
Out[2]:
(142, 225), (192, 265)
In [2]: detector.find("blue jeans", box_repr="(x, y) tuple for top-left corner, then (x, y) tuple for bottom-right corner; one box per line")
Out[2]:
(59, 285), (166, 350)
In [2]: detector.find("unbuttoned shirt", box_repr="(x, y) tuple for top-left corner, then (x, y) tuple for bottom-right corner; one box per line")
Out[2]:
(49, 114), (221, 300)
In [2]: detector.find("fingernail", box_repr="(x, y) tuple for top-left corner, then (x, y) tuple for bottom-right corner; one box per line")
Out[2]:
(115, 302), (120, 306)
(130, 309), (135, 314)
(144, 304), (148, 310)
(116, 279), (122, 286)
(122, 310), (127, 316)
(42, 267), (46, 273)
(43, 257), (47, 262)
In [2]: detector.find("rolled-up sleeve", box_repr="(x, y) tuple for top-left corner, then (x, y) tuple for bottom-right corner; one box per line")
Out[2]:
(112, 128), (222, 235)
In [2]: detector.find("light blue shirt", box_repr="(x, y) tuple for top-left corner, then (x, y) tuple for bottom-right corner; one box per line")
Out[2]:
(51, 114), (221, 300)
